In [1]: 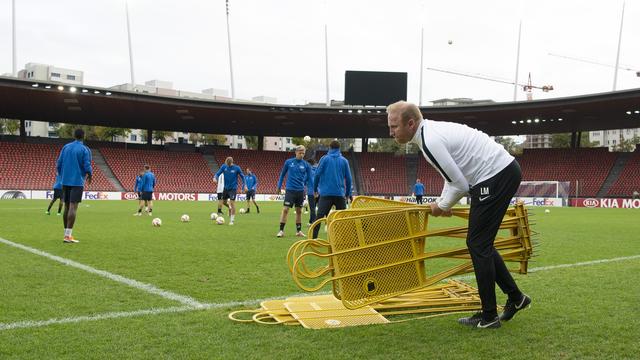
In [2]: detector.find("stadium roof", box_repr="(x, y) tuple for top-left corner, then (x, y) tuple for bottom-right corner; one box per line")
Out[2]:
(1, 77), (639, 138)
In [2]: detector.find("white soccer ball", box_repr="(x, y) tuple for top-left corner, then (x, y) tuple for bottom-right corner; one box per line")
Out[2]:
(210, 212), (218, 221)
(239, 208), (246, 214)
(545, 209), (551, 214)
(370, 167), (375, 172)
(152, 218), (162, 227)
(216, 216), (225, 225)
(303, 135), (311, 142)
(181, 214), (190, 222)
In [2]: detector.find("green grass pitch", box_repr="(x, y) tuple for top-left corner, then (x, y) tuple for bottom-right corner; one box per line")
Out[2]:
(0, 200), (638, 359)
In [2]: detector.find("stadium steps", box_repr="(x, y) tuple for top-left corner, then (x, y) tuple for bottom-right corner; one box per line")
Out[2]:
(596, 152), (633, 197)
(203, 154), (220, 174)
(349, 151), (363, 195)
(405, 154), (419, 193)
(92, 149), (125, 192)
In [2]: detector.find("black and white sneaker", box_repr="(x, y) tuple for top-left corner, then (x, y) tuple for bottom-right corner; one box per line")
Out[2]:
(458, 312), (483, 327)
(476, 316), (501, 329)
(500, 294), (532, 321)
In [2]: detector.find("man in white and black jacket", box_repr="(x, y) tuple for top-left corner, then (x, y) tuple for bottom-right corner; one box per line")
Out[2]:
(387, 101), (531, 329)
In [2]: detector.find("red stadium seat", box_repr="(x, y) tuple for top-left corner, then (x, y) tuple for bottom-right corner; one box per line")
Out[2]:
(356, 152), (409, 196)
(100, 147), (216, 193)
(607, 148), (640, 197)
(0, 141), (116, 191)
(516, 148), (617, 197)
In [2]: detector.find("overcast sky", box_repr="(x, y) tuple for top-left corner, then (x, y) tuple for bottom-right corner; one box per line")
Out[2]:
(1, 0), (638, 105)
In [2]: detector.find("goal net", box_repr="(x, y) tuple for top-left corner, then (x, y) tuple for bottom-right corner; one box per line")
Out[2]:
(516, 181), (570, 200)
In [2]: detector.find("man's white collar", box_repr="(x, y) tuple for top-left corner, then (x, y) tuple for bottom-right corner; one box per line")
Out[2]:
(410, 120), (426, 146)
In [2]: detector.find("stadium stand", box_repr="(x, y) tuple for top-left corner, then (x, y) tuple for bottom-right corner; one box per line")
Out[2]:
(415, 157), (447, 196)
(0, 141), (116, 191)
(212, 148), (291, 192)
(99, 147), (216, 192)
(356, 152), (409, 195)
(516, 148), (617, 197)
(2, 139), (634, 199)
(607, 148), (640, 197)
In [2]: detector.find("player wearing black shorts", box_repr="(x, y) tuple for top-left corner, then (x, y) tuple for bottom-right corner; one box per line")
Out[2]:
(276, 145), (313, 237)
(56, 128), (92, 243)
(243, 168), (260, 214)
(135, 165), (156, 216)
(46, 173), (63, 216)
(312, 140), (352, 239)
(214, 157), (245, 225)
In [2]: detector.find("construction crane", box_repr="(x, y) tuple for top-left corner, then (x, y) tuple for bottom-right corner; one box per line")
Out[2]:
(548, 53), (640, 77)
(426, 67), (553, 100)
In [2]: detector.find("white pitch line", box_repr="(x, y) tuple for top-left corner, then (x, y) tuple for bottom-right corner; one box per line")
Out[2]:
(527, 254), (640, 272)
(454, 254), (640, 280)
(0, 306), (194, 331)
(0, 237), (206, 309)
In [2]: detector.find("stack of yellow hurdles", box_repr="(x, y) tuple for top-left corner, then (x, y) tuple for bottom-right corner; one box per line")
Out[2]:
(229, 196), (535, 329)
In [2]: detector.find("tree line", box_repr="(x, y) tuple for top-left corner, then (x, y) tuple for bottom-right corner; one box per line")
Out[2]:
(1, 119), (638, 152)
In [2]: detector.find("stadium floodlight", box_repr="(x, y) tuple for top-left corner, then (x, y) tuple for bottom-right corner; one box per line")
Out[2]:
(94, 90), (100, 94)
(69, 87), (77, 93)
(81, 89), (88, 93)
(511, 121), (517, 124)
(635, 110), (640, 114)
(31, 83), (38, 87)
(534, 118), (540, 123)
(558, 118), (563, 121)
(519, 120), (524, 123)
(105, 92), (112, 95)
(526, 119), (532, 123)
(57, 85), (64, 91)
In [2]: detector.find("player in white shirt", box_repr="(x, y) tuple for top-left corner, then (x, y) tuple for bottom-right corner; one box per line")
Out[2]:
(387, 101), (531, 329)
(216, 172), (229, 215)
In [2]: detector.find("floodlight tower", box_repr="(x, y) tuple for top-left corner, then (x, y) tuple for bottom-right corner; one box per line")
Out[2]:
(12, 0), (17, 76)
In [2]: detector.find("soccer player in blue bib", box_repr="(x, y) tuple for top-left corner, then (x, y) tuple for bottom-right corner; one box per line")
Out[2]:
(413, 178), (425, 204)
(46, 173), (63, 216)
(135, 165), (156, 216)
(56, 128), (92, 243)
(133, 170), (146, 214)
(243, 167), (260, 214)
(214, 157), (245, 225)
(276, 145), (313, 237)
(312, 140), (352, 239)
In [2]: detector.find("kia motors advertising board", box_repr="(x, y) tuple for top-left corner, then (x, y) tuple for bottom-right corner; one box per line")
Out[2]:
(571, 198), (640, 209)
